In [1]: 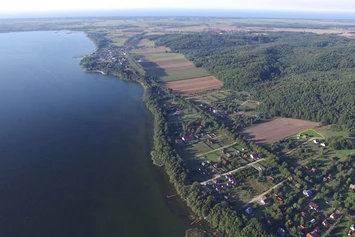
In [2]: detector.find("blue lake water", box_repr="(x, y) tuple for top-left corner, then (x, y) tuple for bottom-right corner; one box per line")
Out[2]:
(0, 31), (189, 237)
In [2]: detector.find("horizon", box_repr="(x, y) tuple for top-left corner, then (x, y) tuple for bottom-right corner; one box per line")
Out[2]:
(1, 9), (355, 20)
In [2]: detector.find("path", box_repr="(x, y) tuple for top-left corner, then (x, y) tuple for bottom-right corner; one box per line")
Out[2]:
(284, 138), (312, 155)
(245, 180), (286, 205)
(196, 142), (237, 158)
(200, 158), (265, 185)
(240, 100), (260, 106)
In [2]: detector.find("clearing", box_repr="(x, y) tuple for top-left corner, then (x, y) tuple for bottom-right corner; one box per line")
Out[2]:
(240, 118), (319, 144)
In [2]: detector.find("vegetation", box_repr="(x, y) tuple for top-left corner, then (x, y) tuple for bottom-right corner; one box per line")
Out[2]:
(150, 32), (355, 133)
(10, 16), (355, 236)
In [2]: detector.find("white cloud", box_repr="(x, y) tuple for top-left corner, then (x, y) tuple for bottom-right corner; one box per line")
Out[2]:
(0, 0), (354, 13)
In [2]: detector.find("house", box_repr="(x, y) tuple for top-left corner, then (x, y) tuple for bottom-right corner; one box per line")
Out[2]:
(213, 163), (221, 169)
(226, 153), (231, 158)
(348, 230), (354, 236)
(330, 213), (338, 220)
(175, 139), (183, 144)
(301, 211), (308, 217)
(303, 189), (313, 198)
(260, 198), (271, 205)
(242, 154), (248, 159)
(310, 219), (316, 225)
(277, 227), (286, 237)
(320, 142), (327, 147)
(300, 225), (305, 230)
(313, 139), (320, 144)
(309, 202), (319, 211)
(306, 232), (319, 237)
(245, 207), (253, 215)
(221, 160), (228, 166)
(270, 176), (275, 181)
(306, 226), (321, 237)
(322, 220), (330, 228)
(277, 196), (283, 202)
(182, 135), (194, 142)
(350, 184), (355, 190)
(250, 154), (259, 160)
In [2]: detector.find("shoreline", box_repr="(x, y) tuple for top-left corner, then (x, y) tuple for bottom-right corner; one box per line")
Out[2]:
(81, 38), (196, 234)
(83, 69), (106, 75)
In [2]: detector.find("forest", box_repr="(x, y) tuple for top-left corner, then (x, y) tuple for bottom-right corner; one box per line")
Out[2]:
(150, 32), (355, 133)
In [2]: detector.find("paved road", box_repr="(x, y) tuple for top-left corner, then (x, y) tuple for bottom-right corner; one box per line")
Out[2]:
(200, 158), (265, 185)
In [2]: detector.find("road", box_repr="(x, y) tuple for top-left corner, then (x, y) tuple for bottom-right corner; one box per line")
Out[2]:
(244, 180), (286, 205)
(200, 158), (265, 185)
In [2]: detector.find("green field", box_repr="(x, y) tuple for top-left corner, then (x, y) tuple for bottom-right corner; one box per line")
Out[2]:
(160, 68), (211, 81)
(137, 39), (156, 47)
(145, 53), (186, 61)
(299, 129), (325, 138)
(315, 126), (349, 138)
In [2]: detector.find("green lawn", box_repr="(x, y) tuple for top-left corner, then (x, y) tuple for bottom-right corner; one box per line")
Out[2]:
(300, 129), (325, 138)
(160, 68), (211, 81)
(145, 53), (186, 61)
(315, 127), (349, 138)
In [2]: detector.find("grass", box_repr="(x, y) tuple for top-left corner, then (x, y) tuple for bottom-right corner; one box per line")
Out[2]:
(160, 68), (211, 81)
(137, 39), (155, 47)
(315, 126), (349, 138)
(299, 129), (325, 138)
(145, 53), (186, 61)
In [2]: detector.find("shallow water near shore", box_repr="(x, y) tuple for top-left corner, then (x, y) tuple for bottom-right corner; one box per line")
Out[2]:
(0, 31), (189, 237)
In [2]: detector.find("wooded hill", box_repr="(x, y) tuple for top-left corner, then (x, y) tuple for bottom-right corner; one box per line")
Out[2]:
(149, 32), (355, 133)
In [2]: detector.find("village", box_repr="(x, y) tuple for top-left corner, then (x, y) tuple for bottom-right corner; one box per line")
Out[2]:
(80, 25), (355, 237)
(157, 86), (355, 237)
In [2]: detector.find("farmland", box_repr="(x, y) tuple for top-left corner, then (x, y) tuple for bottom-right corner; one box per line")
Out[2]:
(74, 17), (355, 237)
(240, 118), (319, 145)
(132, 45), (212, 82)
(131, 39), (223, 93)
(164, 76), (223, 93)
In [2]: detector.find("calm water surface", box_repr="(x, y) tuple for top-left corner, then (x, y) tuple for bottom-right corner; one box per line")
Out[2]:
(0, 31), (189, 237)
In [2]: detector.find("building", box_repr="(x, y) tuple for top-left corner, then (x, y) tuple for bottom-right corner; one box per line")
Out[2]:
(245, 207), (253, 215)
(181, 135), (194, 142)
(303, 189), (313, 198)
(250, 154), (259, 160)
(260, 198), (271, 205)
(277, 227), (286, 237)
(330, 213), (338, 220)
(309, 202), (319, 211)
(322, 220), (330, 228)
(313, 139), (320, 144)
(350, 184), (355, 190)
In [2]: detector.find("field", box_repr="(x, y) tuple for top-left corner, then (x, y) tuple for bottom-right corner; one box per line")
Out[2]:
(134, 47), (212, 81)
(240, 118), (319, 144)
(163, 76), (222, 94)
(132, 41), (223, 92)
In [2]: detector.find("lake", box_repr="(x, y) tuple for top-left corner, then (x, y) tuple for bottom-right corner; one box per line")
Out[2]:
(0, 31), (189, 237)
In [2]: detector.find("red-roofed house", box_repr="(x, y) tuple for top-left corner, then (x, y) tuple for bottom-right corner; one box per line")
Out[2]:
(322, 220), (330, 228)
(309, 202), (319, 211)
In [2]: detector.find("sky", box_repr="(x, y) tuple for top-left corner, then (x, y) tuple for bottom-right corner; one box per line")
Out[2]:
(0, 0), (355, 13)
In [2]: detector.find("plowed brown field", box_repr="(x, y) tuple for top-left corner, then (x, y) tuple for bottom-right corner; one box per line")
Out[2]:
(240, 118), (319, 145)
(163, 76), (223, 94)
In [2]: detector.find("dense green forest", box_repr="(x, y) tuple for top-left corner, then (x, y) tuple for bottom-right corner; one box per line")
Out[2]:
(150, 32), (355, 132)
